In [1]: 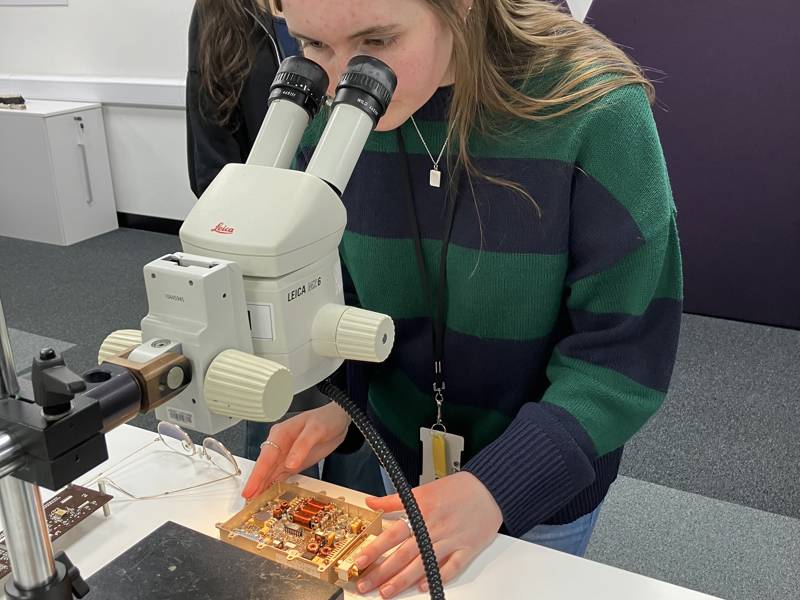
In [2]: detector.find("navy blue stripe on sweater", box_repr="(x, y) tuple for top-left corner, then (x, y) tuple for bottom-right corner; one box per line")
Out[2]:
(343, 153), (568, 253)
(342, 153), (643, 262)
(562, 298), (683, 392)
(569, 165), (646, 281)
(385, 316), (558, 415)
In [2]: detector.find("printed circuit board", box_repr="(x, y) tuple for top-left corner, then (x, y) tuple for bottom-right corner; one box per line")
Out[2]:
(217, 481), (381, 584)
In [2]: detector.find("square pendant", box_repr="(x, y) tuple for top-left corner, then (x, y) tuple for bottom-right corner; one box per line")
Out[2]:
(429, 169), (442, 188)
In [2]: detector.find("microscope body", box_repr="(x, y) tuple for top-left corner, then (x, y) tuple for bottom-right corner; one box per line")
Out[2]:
(180, 163), (350, 392)
(137, 164), (379, 435)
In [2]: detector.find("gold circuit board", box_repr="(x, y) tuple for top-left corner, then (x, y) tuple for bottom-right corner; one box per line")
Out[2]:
(217, 481), (382, 584)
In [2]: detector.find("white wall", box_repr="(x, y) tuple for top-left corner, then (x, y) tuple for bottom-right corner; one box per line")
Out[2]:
(0, 0), (197, 220)
(0, 0), (593, 221)
(0, 0), (193, 78)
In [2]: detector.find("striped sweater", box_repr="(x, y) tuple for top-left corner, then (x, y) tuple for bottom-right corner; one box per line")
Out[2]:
(297, 80), (683, 537)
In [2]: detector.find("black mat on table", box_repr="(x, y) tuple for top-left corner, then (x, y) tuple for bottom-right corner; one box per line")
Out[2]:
(85, 521), (343, 600)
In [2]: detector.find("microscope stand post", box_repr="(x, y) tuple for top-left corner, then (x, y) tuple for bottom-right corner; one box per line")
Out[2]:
(0, 296), (88, 599)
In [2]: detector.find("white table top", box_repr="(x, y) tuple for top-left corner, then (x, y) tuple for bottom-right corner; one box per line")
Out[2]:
(0, 99), (100, 117)
(4, 425), (723, 600)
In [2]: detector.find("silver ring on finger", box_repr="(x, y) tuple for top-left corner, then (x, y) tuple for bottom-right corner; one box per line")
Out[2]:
(260, 439), (281, 452)
(398, 513), (412, 536)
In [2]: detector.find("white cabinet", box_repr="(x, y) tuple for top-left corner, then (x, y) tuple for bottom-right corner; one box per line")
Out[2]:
(0, 100), (118, 245)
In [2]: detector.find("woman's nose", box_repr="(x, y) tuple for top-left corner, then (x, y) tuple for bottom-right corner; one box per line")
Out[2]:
(326, 55), (356, 97)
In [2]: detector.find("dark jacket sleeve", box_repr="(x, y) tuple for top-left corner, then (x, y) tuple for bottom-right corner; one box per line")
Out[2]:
(186, 4), (248, 197)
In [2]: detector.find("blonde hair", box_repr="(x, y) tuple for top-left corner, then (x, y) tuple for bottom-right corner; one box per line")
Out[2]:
(434, 0), (654, 208)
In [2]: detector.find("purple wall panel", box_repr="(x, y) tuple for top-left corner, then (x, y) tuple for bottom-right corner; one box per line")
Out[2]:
(587, 0), (800, 329)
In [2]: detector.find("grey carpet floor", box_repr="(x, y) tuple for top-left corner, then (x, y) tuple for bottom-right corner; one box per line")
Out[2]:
(586, 476), (800, 600)
(620, 314), (800, 519)
(1, 229), (798, 600)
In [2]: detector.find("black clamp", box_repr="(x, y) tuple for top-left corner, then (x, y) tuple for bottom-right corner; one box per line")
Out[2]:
(31, 348), (86, 419)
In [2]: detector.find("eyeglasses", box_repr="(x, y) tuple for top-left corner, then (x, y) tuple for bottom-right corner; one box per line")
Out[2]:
(84, 421), (242, 500)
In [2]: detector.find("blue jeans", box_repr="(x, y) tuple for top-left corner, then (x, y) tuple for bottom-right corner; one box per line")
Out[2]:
(380, 468), (602, 558)
(519, 503), (602, 557)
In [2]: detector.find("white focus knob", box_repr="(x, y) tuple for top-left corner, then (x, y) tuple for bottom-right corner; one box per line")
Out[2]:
(98, 329), (142, 364)
(312, 304), (395, 363)
(204, 349), (293, 422)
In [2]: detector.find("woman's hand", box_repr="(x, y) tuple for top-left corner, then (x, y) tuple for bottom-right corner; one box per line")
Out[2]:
(355, 471), (503, 598)
(241, 402), (351, 500)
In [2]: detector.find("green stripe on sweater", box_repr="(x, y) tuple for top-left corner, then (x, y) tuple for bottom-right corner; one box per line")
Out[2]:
(543, 350), (666, 455)
(341, 231), (568, 340)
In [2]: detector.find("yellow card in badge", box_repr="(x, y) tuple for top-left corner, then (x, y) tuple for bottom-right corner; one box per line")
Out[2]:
(419, 427), (464, 485)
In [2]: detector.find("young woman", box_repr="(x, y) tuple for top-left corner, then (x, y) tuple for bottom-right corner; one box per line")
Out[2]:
(242, 1), (683, 597)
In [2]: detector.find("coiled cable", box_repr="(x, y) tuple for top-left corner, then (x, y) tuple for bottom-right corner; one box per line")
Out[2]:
(317, 380), (444, 600)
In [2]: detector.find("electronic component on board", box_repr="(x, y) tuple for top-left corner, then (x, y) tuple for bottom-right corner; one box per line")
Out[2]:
(284, 522), (303, 537)
(349, 518), (363, 534)
(0, 484), (112, 580)
(218, 481), (382, 584)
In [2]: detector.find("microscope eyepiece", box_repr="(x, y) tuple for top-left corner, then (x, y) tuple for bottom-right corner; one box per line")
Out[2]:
(269, 56), (330, 119)
(332, 56), (398, 125)
(304, 56), (397, 194)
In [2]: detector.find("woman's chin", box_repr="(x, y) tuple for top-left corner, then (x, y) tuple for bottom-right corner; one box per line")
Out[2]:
(374, 104), (407, 132)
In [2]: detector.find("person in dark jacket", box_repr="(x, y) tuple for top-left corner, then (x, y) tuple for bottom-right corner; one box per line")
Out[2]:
(186, 0), (283, 197)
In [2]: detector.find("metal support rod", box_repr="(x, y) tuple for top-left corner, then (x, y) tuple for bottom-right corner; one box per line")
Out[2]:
(0, 294), (20, 399)
(0, 476), (56, 590)
(0, 432), (23, 479)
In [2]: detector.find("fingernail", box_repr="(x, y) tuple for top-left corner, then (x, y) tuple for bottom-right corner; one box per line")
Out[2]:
(420, 582), (429, 592)
(380, 584), (395, 598)
(358, 579), (372, 593)
(355, 554), (368, 570)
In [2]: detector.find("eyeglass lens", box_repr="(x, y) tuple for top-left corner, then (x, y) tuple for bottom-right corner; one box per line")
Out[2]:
(157, 421), (195, 456)
(203, 438), (239, 476)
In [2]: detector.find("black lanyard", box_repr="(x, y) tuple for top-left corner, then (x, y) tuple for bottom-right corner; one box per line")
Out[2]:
(396, 126), (461, 428)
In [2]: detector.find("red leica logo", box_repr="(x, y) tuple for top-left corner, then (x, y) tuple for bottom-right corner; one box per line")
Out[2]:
(211, 222), (235, 234)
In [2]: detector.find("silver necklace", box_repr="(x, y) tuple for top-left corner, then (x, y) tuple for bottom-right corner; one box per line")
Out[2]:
(410, 115), (451, 188)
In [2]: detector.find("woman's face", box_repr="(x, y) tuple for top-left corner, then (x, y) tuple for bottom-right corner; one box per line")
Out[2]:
(280, 0), (457, 131)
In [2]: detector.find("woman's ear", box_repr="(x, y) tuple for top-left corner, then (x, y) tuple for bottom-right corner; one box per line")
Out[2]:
(267, 0), (282, 15)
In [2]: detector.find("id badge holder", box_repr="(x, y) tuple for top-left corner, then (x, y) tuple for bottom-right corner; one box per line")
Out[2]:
(419, 427), (464, 485)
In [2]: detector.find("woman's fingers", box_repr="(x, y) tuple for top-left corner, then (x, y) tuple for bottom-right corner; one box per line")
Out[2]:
(240, 418), (301, 499)
(364, 492), (403, 513)
(419, 549), (474, 592)
(241, 435), (286, 499)
(362, 540), (453, 599)
(355, 518), (412, 572)
(241, 417), (329, 500)
(283, 420), (324, 470)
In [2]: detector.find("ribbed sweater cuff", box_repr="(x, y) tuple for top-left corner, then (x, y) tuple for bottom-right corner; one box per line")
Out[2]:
(463, 402), (597, 537)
